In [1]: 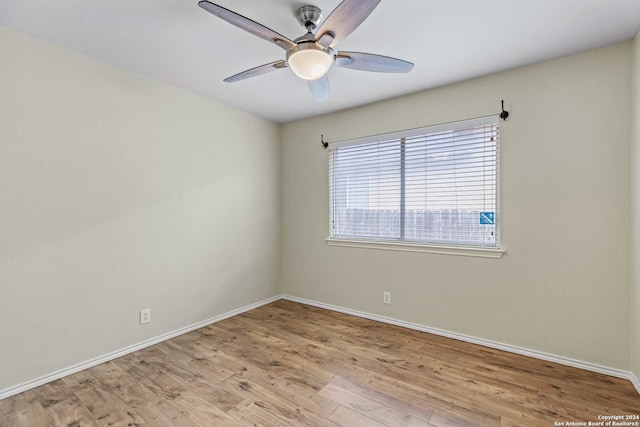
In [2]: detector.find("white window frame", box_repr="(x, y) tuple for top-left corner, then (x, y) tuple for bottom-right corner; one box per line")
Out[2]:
(326, 116), (505, 258)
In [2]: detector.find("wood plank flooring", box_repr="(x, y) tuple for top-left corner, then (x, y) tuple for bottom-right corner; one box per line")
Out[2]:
(1, 300), (639, 426)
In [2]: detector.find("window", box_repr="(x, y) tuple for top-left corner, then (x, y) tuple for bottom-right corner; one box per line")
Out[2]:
(328, 116), (501, 255)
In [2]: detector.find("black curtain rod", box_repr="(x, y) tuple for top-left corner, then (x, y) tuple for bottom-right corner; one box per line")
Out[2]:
(321, 100), (509, 150)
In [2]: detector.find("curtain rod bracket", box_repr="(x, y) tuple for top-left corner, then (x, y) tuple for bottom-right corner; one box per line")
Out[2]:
(321, 135), (329, 149)
(500, 100), (509, 121)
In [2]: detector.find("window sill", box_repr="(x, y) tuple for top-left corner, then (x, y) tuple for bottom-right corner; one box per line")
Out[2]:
(325, 238), (505, 259)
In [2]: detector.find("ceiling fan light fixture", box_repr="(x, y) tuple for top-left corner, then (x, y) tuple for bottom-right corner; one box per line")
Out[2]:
(286, 43), (333, 80)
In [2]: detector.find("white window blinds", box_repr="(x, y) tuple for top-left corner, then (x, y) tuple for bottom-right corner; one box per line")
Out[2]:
(329, 116), (499, 248)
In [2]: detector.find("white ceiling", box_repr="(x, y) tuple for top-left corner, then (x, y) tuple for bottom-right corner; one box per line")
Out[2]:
(1, 0), (639, 123)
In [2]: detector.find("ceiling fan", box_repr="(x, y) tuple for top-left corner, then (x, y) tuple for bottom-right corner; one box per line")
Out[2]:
(198, 0), (414, 101)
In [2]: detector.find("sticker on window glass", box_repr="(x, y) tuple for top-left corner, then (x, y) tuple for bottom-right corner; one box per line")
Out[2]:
(480, 212), (495, 225)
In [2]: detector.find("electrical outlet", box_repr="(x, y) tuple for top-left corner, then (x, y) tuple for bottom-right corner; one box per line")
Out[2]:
(383, 292), (391, 304)
(140, 308), (151, 325)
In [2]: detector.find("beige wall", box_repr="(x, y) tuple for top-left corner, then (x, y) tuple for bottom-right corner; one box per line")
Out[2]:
(281, 43), (632, 369)
(0, 26), (281, 391)
(632, 32), (640, 381)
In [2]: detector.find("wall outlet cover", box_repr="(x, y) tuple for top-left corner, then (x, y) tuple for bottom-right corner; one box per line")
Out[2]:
(140, 308), (151, 325)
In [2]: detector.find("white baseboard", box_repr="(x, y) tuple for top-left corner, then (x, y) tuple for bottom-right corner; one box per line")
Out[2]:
(281, 295), (639, 389)
(3, 293), (639, 401)
(0, 295), (282, 401)
(631, 372), (640, 396)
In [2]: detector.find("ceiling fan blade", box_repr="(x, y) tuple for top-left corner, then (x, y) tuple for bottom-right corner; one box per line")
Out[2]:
(335, 52), (414, 73)
(315, 0), (382, 48)
(308, 75), (330, 102)
(198, 1), (296, 51)
(224, 60), (287, 83)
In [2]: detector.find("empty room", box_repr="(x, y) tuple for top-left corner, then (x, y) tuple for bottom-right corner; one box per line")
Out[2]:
(2, 0), (640, 425)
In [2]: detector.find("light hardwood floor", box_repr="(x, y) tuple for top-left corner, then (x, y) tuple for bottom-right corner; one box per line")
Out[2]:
(1, 300), (639, 426)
